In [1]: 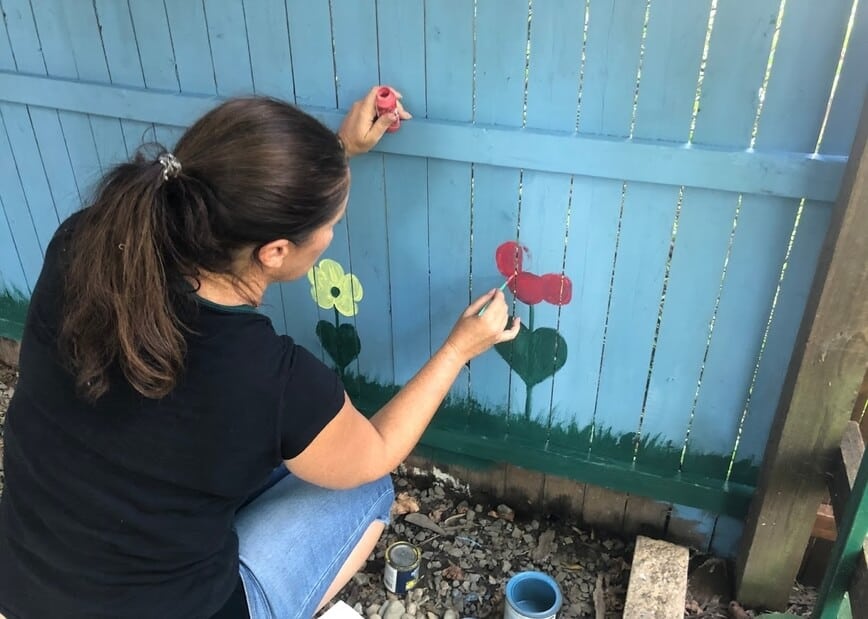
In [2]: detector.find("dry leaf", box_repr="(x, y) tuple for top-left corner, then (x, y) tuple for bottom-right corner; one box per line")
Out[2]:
(441, 563), (465, 580)
(390, 492), (420, 517)
(562, 563), (583, 571)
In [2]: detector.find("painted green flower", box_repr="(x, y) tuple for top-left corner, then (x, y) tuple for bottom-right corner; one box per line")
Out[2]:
(308, 258), (363, 317)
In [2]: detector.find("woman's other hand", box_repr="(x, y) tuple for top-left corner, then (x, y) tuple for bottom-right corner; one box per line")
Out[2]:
(337, 86), (412, 157)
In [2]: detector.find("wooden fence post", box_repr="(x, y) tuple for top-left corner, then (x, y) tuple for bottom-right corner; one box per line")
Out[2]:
(735, 93), (868, 609)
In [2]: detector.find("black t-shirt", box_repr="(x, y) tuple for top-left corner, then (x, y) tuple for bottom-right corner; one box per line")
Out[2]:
(0, 215), (345, 618)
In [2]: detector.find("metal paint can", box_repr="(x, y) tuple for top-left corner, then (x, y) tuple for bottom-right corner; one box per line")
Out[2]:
(384, 541), (421, 595)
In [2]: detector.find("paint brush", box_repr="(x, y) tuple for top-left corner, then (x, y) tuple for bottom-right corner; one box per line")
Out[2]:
(478, 274), (515, 316)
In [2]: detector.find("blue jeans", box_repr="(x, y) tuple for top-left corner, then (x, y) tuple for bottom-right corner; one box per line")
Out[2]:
(234, 468), (393, 618)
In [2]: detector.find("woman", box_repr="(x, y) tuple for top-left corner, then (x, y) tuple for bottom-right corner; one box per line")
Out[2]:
(0, 87), (519, 618)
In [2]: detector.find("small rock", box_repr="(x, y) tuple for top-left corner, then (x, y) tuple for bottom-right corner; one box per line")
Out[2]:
(382, 600), (405, 619)
(474, 504), (483, 512)
(401, 614), (414, 619)
(495, 504), (515, 521)
(502, 560), (512, 573)
(370, 615), (382, 619)
(366, 604), (381, 617)
(354, 603), (363, 614)
(353, 572), (370, 586)
(426, 614), (437, 619)
(406, 601), (417, 615)
(531, 529), (557, 563)
(443, 611), (458, 619)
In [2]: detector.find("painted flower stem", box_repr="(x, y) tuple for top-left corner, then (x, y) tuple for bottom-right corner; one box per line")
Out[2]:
(525, 304), (535, 421)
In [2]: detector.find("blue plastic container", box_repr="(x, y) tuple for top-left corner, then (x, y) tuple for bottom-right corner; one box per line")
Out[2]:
(504, 571), (563, 619)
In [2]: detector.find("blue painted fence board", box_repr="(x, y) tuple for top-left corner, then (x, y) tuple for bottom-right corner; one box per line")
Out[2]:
(330, 0), (391, 386)
(470, 0), (528, 427)
(424, 0), (474, 404)
(821, 0), (868, 157)
(579, 0), (646, 138)
(93, 0), (154, 157)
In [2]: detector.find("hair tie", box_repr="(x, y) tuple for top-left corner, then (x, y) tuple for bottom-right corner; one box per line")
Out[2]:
(158, 153), (182, 182)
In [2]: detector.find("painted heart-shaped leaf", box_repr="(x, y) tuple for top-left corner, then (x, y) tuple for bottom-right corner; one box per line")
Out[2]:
(495, 324), (567, 387)
(316, 320), (361, 371)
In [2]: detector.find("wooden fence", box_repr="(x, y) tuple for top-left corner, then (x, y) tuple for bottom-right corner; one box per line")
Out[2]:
(1, 0), (865, 580)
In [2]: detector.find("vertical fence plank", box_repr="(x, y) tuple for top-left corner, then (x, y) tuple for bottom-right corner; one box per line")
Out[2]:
(330, 0), (392, 387)
(521, 0), (583, 435)
(424, 0), (474, 407)
(549, 176), (622, 453)
(595, 0), (708, 459)
(554, 0), (645, 456)
(242, 0), (294, 102)
(92, 0), (153, 156)
(162, 1), (216, 95)
(578, 0), (645, 138)
(0, 195), (30, 298)
(821, 0), (868, 158)
(235, 2), (316, 348)
(690, 0), (780, 148)
(275, 0), (338, 358)
(30, 0), (102, 202)
(285, 0), (336, 108)
(512, 0), (578, 432)
(680, 0), (791, 481)
(469, 0), (527, 428)
(127, 0), (184, 149)
(55, 0), (129, 171)
(0, 0), (55, 272)
(378, 0), (429, 386)
(632, 0), (720, 474)
(0, 14), (40, 289)
(3, 0), (78, 220)
(732, 0), (852, 484)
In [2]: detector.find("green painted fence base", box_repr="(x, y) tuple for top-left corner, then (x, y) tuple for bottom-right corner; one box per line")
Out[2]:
(0, 291), (28, 341)
(347, 372), (756, 519)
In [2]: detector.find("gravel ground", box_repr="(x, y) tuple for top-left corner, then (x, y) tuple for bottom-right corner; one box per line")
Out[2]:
(0, 363), (817, 617)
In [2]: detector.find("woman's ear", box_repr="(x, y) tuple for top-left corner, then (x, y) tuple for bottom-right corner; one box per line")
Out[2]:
(257, 239), (293, 269)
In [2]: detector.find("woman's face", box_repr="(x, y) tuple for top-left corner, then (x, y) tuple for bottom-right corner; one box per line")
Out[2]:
(286, 199), (347, 280)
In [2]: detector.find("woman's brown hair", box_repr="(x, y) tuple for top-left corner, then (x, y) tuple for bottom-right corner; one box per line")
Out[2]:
(60, 97), (349, 402)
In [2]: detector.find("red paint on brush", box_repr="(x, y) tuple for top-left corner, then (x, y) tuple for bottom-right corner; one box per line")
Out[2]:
(376, 87), (401, 133)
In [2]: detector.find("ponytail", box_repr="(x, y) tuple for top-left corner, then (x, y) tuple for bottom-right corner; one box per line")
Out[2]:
(61, 150), (187, 401)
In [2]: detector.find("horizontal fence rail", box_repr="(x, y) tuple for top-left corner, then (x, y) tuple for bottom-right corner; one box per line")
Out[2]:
(0, 72), (847, 202)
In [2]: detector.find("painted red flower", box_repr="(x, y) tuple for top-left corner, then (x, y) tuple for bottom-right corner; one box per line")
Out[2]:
(496, 241), (524, 277)
(495, 241), (572, 307)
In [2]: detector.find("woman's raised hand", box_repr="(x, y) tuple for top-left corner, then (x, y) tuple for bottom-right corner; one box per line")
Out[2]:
(337, 86), (412, 157)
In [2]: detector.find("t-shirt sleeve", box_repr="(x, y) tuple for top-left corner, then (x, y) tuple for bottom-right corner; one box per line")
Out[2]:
(277, 337), (346, 459)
